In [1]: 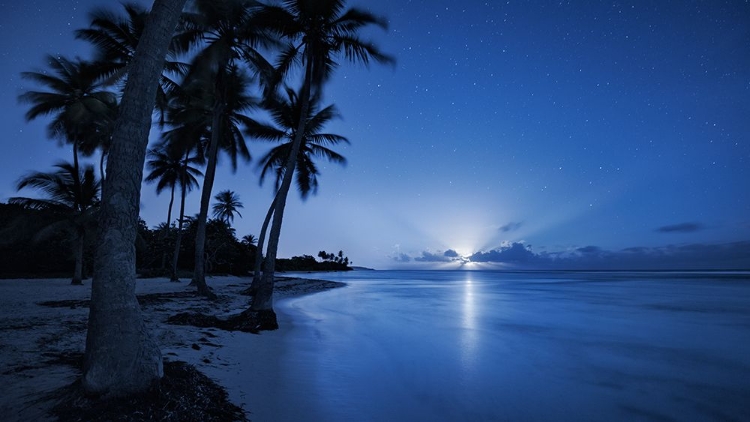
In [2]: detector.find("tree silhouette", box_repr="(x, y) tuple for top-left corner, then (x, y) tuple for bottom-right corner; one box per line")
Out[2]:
(249, 0), (393, 320)
(144, 144), (203, 273)
(246, 87), (348, 292)
(256, 88), (349, 198)
(18, 56), (117, 179)
(212, 189), (244, 224)
(173, 0), (275, 297)
(9, 162), (100, 285)
(242, 234), (257, 245)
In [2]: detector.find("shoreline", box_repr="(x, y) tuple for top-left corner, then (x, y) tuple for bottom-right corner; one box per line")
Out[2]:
(0, 275), (346, 421)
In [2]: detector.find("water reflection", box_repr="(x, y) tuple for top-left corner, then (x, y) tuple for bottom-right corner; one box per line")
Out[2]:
(460, 276), (478, 374)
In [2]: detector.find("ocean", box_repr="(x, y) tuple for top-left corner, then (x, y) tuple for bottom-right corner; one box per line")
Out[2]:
(254, 270), (750, 421)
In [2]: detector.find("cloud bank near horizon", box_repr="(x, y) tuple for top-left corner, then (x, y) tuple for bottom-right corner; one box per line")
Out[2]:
(391, 240), (750, 270)
(655, 222), (705, 233)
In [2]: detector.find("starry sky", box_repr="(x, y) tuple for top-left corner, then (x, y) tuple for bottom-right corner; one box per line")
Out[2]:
(1, 0), (749, 270)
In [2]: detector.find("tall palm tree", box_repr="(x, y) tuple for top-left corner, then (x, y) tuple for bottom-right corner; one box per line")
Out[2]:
(175, 0), (276, 297)
(18, 56), (118, 180)
(144, 145), (203, 271)
(83, 0), (189, 397)
(169, 150), (203, 281)
(145, 147), (180, 236)
(212, 189), (244, 224)
(249, 0), (393, 317)
(165, 65), (255, 297)
(245, 87), (348, 293)
(8, 162), (100, 285)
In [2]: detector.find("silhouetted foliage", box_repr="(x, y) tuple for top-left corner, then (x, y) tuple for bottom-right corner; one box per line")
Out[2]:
(318, 249), (351, 267)
(6, 162), (101, 283)
(276, 252), (351, 272)
(0, 203), (82, 278)
(0, 203), (347, 278)
(135, 217), (257, 278)
(212, 190), (243, 224)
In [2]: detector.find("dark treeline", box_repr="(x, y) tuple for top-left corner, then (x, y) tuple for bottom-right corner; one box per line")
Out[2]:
(0, 203), (84, 278)
(277, 253), (350, 272)
(0, 203), (349, 278)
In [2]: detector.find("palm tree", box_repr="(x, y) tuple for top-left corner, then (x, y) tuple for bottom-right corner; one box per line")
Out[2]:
(172, 0), (282, 297)
(18, 56), (118, 179)
(8, 162), (100, 285)
(249, 0), (393, 317)
(245, 87), (348, 293)
(171, 150), (203, 282)
(212, 189), (244, 224)
(256, 88), (348, 198)
(144, 145), (203, 272)
(165, 65), (256, 297)
(145, 147), (180, 236)
(242, 234), (257, 245)
(83, 0), (189, 397)
(75, 2), (190, 122)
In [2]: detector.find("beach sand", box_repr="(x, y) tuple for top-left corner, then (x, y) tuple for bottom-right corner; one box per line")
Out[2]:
(0, 275), (345, 421)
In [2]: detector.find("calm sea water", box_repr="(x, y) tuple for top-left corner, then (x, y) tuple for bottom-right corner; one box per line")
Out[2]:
(256, 271), (750, 421)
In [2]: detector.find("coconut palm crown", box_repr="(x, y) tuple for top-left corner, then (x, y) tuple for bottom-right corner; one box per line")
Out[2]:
(256, 0), (395, 94)
(18, 56), (117, 175)
(212, 189), (244, 224)
(254, 87), (348, 199)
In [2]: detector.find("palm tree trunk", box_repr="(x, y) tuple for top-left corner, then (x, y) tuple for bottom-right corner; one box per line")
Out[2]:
(72, 230), (84, 285)
(72, 142), (82, 211)
(191, 93), (224, 299)
(247, 191), (278, 295)
(83, 0), (187, 397)
(251, 59), (313, 314)
(160, 184), (176, 269)
(171, 170), (188, 282)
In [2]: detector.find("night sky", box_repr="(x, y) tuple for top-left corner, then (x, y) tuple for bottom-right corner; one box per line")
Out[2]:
(1, 1), (749, 270)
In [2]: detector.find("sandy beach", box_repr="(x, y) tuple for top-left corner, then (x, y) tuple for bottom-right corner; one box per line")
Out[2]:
(0, 275), (345, 421)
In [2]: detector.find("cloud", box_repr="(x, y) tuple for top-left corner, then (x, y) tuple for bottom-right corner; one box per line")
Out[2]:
(415, 251), (455, 262)
(444, 249), (459, 257)
(407, 249), (468, 263)
(464, 241), (750, 270)
(469, 242), (536, 263)
(577, 245), (603, 254)
(392, 253), (411, 263)
(389, 239), (749, 270)
(499, 221), (523, 233)
(656, 222), (704, 233)
(622, 246), (649, 253)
